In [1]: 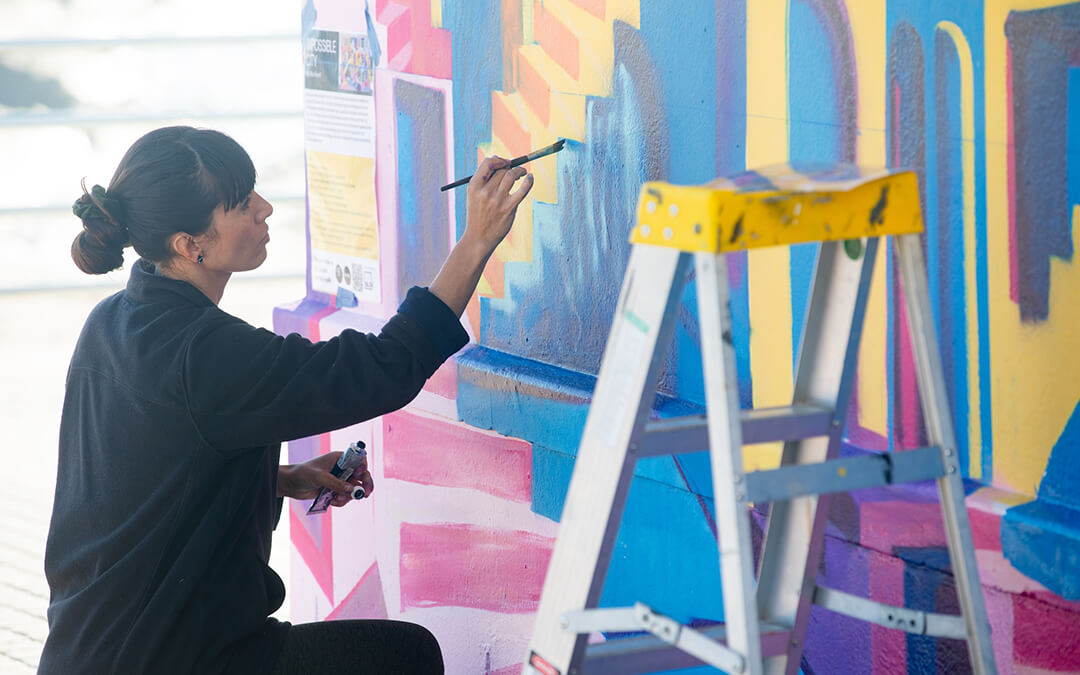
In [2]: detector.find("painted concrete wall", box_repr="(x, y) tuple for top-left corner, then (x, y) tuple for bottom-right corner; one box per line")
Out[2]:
(275, 1), (1080, 672)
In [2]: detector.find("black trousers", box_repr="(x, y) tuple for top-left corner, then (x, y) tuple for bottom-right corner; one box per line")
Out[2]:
(270, 620), (444, 674)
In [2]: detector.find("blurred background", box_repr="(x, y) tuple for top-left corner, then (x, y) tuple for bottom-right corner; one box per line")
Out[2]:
(0, 1), (306, 670)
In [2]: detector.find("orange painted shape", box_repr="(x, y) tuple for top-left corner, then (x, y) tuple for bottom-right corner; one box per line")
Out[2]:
(491, 92), (531, 157)
(465, 293), (482, 337)
(534, 0), (580, 79)
(516, 50), (552, 124)
(570, 0), (606, 20)
(483, 250), (506, 297)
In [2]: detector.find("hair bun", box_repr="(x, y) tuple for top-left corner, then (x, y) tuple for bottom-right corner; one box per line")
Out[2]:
(71, 184), (130, 274)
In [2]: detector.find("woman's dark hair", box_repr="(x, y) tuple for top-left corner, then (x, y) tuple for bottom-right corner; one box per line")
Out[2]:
(71, 126), (257, 274)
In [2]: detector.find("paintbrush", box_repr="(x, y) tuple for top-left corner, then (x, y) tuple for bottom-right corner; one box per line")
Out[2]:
(440, 138), (566, 191)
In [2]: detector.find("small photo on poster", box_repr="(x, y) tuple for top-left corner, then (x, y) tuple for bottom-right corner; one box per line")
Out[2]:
(338, 33), (373, 96)
(305, 30), (339, 92)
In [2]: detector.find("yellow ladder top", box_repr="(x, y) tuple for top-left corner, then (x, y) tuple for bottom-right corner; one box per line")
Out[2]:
(631, 164), (924, 253)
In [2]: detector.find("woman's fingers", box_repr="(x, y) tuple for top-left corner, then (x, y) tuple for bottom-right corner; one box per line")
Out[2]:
(471, 156), (509, 186)
(509, 172), (535, 204)
(497, 165), (529, 194)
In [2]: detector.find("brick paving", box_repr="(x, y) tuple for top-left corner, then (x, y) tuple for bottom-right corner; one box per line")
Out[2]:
(0, 276), (302, 672)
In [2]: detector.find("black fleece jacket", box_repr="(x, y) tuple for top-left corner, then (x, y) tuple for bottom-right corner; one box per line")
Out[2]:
(40, 259), (468, 674)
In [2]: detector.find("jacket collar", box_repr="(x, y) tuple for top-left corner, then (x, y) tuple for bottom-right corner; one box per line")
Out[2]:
(126, 258), (215, 308)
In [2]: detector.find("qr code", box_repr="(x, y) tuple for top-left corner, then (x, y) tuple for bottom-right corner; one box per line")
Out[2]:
(351, 263), (375, 292)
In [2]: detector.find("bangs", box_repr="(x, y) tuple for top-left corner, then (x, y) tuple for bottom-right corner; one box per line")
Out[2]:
(183, 128), (257, 212)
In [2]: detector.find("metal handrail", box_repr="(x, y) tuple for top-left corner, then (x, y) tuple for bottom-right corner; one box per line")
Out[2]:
(0, 108), (302, 129)
(0, 195), (306, 217)
(0, 34), (297, 49)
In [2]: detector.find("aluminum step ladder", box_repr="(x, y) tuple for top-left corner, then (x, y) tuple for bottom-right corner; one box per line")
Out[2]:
(523, 165), (997, 675)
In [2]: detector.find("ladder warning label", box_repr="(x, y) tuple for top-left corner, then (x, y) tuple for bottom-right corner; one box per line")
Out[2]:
(527, 651), (562, 675)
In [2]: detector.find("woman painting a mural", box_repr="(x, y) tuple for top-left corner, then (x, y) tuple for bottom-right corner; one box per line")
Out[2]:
(40, 126), (533, 674)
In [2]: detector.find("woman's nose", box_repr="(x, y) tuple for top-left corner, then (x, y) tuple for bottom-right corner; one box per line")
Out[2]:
(256, 192), (273, 219)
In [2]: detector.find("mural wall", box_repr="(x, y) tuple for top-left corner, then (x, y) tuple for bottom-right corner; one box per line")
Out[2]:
(275, 1), (1080, 672)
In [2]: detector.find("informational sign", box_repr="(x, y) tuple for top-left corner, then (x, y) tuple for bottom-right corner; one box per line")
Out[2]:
(303, 27), (379, 303)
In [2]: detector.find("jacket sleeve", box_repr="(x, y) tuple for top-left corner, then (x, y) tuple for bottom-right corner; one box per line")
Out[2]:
(183, 287), (469, 452)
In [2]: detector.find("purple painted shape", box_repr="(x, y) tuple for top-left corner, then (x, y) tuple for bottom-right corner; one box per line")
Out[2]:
(805, 536), (873, 674)
(1004, 6), (1080, 321)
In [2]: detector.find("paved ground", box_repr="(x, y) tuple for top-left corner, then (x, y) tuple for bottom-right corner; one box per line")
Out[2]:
(0, 275), (305, 673)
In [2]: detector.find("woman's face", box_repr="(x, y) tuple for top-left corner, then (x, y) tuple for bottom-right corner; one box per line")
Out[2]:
(201, 191), (273, 272)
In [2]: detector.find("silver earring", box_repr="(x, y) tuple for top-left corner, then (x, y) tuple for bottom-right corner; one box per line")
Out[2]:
(196, 254), (204, 264)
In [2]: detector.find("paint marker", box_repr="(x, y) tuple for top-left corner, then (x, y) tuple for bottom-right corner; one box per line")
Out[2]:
(440, 139), (566, 191)
(307, 441), (367, 514)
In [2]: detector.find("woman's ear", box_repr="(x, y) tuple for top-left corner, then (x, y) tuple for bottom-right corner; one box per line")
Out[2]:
(168, 232), (202, 264)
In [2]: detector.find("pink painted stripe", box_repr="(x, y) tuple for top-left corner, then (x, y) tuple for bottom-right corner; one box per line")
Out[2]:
(308, 305), (339, 341)
(860, 501), (945, 552)
(1013, 592), (1080, 669)
(895, 281), (924, 449)
(868, 550), (907, 674)
(291, 505), (334, 601)
(422, 358), (458, 398)
(382, 412), (532, 502)
(327, 563), (388, 620)
(399, 522), (554, 613)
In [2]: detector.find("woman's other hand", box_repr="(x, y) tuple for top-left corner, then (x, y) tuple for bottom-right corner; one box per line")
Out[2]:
(277, 451), (374, 506)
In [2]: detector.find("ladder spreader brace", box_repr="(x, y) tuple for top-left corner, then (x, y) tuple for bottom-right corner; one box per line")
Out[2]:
(523, 165), (996, 675)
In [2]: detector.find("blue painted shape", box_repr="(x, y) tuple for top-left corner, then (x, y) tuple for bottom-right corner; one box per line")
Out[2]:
(599, 476), (724, 625)
(640, 0), (717, 188)
(934, 31), (972, 478)
(1069, 66), (1080, 231)
(457, 346), (705, 493)
(364, 1), (382, 66)
(396, 110), (417, 226)
(443, 0), (502, 240)
(531, 444), (575, 523)
(1002, 398), (1080, 600)
(899, 547), (965, 674)
(787, 0), (839, 367)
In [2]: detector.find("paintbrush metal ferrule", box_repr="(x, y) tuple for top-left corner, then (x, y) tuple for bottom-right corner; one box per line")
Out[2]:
(440, 138), (566, 191)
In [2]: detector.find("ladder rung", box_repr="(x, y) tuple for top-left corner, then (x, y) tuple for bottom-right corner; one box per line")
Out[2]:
(580, 620), (791, 674)
(745, 446), (946, 503)
(813, 586), (967, 640)
(635, 405), (834, 458)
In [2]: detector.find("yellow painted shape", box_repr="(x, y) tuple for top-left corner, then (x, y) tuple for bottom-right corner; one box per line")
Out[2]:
(631, 169), (923, 253)
(861, 242), (888, 436)
(984, 0), (1080, 495)
(936, 21), (981, 479)
(541, 0), (615, 96)
(849, 0), (888, 439)
(430, 0), (442, 28)
(745, 0), (791, 466)
(610, 0), (640, 28)
(522, 0), (534, 44)
(549, 91), (588, 141)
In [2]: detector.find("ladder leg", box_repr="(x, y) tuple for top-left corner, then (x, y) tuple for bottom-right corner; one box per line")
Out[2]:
(525, 245), (692, 675)
(893, 233), (997, 674)
(695, 251), (763, 675)
(755, 239), (879, 675)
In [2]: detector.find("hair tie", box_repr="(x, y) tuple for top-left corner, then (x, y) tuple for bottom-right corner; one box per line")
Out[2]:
(73, 183), (127, 229)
